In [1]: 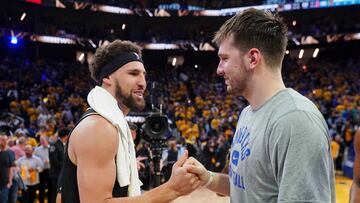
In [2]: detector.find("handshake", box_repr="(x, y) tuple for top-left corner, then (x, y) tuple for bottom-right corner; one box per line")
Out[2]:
(164, 150), (213, 196)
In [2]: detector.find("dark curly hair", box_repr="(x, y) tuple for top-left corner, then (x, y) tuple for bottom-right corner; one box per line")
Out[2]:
(89, 40), (142, 82)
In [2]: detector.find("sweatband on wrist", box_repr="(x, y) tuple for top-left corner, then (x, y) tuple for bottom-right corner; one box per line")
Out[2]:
(203, 170), (214, 187)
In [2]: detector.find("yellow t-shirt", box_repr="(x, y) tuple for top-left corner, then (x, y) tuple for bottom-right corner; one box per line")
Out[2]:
(331, 141), (339, 160)
(211, 118), (221, 130)
(27, 137), (38, 148)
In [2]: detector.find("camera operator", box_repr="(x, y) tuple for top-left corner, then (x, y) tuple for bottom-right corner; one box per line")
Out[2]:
(129, 123), (151, 191)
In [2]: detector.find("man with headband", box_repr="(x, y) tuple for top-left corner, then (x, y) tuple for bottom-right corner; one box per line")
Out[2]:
(60, 40), (202, 202)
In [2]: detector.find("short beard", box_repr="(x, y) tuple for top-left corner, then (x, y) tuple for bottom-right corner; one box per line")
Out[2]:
(228, 60), (251, 96)
(235, 68), (250, 95)
(114, 80), (145, 112)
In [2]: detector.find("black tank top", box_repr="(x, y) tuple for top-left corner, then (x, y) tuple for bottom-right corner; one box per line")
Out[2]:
(61, 108), (128, 203)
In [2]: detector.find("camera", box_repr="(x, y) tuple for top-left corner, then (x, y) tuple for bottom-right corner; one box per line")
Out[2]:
(143, 113), (169, 141)
(140, 112), (169, 187)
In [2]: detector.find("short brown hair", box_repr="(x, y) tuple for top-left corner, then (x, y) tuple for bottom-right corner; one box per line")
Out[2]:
(89, 40), (142, 82)
(213, 8), (288, 68)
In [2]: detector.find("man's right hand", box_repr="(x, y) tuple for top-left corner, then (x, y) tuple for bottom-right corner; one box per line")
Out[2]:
(184, 157), (211, 187)
(166, 150), (202, 196)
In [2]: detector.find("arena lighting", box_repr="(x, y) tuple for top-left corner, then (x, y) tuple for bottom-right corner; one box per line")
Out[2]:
(122, 24), (126, 30)
(144, 43), (179, 50)
(352, 33), (360, 40)
(31, 35), (76, 44)
(172, 58), (177, 66)
(298, 49), (304, 59)
(199, 9), (220, 16)
(20, 13), (27, 21)
(190, 43), (198, 51)
(25, 0), (42, 4)
(292, 38), (300, 45)
(292, 20), (296, 26)
(313, 48), (319, 58)
(50, 1), (360, 17)
(194, 64), (198, 69)
(78, 53), (85, 61)
(301, 36), (319, 45)
(285, 50), (289, 55)
(96, 5), (133, 14)
(302, 65), (307, 71)
(154, 9), (171, 17)
(219, 4), (278, 16)
(145, 9), (153, 17)
(89, 39), (97, 48)
(10, 36), (18, 45)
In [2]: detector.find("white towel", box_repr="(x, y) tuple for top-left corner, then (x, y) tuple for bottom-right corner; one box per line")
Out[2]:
(87, 86), (142, 197)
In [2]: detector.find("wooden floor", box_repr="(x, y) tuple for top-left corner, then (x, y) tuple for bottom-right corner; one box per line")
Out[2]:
(172, 175), (353, 203)
(32, 175), (353, 203)
(336, 175), (353, 203)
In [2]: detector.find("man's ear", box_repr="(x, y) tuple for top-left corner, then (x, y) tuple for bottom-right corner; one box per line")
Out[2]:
(102, 76), (111, 86)
(247, 48), (261, 70)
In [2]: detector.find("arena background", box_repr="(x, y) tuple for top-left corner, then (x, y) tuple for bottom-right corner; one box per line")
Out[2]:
(1, 0), (360, 202)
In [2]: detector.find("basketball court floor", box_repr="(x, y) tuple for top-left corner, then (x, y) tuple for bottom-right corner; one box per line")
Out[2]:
(31, 175), (352, 202)
(172, 175), (353, 203)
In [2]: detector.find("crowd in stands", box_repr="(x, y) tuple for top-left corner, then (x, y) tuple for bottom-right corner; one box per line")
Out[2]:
(0, 54), (359, 201)
(282, 57), (360, 173)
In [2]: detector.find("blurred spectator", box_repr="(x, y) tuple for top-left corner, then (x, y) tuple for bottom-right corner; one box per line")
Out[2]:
(48, 128), (70, 203)
(331, 136), (340, 161)
(16, 145), (43, 203)
(9, 137), (26, 160)
(0, 135), (14, 203)
(334, 134), (346, 174)
(14, 123), (29, 137)
(34, 136), (51, 203)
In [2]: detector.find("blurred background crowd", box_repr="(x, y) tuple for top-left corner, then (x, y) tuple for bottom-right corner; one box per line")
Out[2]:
(0, 0), (359, 202)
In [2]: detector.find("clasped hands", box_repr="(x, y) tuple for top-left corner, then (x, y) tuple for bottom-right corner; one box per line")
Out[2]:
(166, 150), (212, 196)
